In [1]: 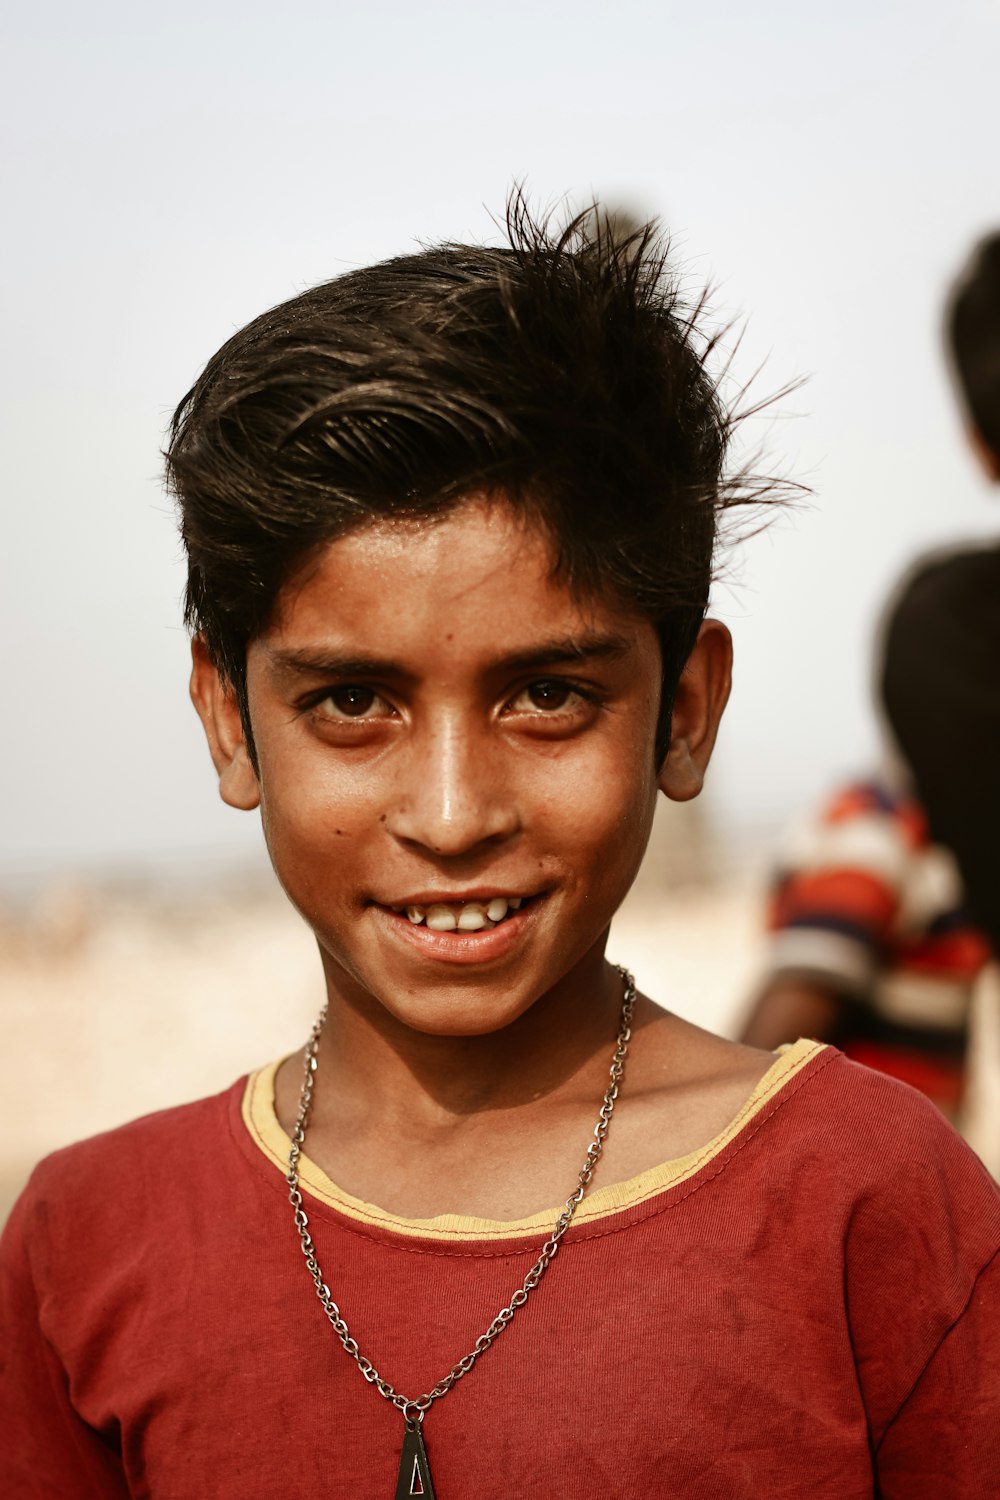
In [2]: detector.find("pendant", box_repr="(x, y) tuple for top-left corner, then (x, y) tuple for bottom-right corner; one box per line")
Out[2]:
(394, 1423), (437, 1499)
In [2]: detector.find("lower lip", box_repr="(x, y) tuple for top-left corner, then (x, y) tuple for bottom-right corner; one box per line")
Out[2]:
(373, 901), (539, 966)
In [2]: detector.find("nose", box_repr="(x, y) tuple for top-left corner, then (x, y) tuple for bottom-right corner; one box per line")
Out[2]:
(385, 718), (520, 857)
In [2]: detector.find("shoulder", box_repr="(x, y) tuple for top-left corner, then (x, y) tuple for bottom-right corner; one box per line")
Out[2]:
(35, 1078), (239, 1177)
(768, 1049), (1000, 1288)
(775, 1044), (992, 1180)
(8, 1078), (246, 1254)
(690, 1038), (1000, 1247)
(798, 1052), (1000, 1442)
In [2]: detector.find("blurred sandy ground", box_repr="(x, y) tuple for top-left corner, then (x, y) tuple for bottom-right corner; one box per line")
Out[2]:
(2, 801), (997, 1225)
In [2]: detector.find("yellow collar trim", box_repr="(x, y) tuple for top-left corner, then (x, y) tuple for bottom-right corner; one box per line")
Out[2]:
(242, 1038), (824, 1243)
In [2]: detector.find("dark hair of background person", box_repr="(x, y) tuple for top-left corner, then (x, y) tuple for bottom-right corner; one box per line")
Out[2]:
(946, 231), (1000, 464)
(167, 193), (778, 768)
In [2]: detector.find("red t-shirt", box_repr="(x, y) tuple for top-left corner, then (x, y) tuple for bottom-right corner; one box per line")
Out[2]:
(2, 1040), (999, 1497)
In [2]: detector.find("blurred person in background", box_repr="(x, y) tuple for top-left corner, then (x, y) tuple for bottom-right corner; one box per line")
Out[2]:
(741, 763), (991, 1122)
(882, 234), (1000, 958)
(742, 234), (1000, 1139)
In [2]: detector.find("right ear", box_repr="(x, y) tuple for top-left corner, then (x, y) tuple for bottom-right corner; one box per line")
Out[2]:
(189, 637), (260, 811)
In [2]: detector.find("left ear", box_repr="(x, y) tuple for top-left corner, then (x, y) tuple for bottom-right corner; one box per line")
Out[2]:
(657, 619), (733, 802)
(189, 635), (261, 812)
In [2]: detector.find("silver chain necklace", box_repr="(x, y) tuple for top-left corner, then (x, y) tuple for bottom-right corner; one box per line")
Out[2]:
(286, 964), (636, 1499)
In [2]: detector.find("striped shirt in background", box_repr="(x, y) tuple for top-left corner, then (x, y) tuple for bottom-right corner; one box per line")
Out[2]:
(767, 778), (993, 1117)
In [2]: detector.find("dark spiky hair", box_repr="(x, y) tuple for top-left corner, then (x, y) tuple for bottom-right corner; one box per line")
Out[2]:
(167, 191), (770, 764)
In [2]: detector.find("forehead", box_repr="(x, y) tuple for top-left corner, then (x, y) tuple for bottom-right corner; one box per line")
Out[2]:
(267, 499), (652, 660)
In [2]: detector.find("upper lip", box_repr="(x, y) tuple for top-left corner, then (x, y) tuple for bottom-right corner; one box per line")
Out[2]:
(376, 889), (538, 908)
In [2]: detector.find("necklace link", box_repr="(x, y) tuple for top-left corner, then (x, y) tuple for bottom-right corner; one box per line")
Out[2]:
(287, 966), (636, 1418)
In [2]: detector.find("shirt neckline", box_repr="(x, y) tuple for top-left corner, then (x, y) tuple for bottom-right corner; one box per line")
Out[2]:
(240, 1037), (825, 1243)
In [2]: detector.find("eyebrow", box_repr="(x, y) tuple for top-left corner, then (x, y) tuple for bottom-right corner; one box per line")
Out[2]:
(496, 632), (633, 673)
(264, 632), (633, 682)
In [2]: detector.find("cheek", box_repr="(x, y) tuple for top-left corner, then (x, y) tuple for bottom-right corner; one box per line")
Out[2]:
(257, 749), (376, 883)
(532, 738), (658, 876)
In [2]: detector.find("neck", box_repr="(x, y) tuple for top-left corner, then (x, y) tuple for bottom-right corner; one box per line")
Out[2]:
(306, 946), (626, 1135)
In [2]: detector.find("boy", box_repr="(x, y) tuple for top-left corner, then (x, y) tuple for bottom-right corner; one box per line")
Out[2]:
(2, 200), (999, 1497)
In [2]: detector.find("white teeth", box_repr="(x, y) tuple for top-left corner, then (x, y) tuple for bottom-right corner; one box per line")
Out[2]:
(457, 905), (496, 931)
(425, 905), (458, 931)
(395, 896), (526, 929)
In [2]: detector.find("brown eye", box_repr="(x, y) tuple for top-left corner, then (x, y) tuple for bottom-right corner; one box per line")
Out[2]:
(317, 686), (384, 719)
(526, 680), (572, 710)
(505, 679), (593, 716)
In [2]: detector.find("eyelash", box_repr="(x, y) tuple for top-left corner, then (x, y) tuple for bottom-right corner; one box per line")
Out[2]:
(505, 680), (594, 716)
(304, 685), (394, 722)
(297, 678), (600, 724)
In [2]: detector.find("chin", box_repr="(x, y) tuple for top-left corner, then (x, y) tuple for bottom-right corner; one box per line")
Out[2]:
(377, 974), (541, 1038)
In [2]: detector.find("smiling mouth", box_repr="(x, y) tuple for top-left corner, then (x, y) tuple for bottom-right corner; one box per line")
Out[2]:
(385, 896), (527, 933)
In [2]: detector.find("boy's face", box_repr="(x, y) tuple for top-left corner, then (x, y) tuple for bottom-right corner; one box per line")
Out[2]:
(192, 498), (731, 1036)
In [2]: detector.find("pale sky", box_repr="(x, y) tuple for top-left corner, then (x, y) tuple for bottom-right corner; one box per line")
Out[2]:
(2, 0), (998, 892)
